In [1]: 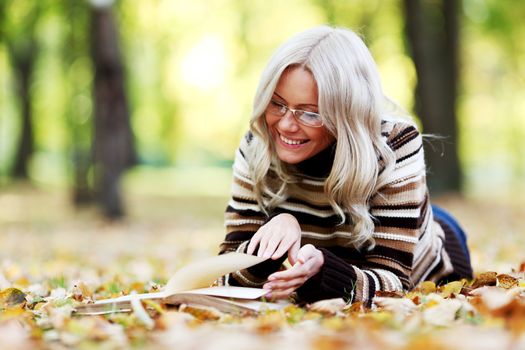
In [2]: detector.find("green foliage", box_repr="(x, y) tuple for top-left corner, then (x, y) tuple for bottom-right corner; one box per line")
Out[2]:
(0, 0), (523, 195)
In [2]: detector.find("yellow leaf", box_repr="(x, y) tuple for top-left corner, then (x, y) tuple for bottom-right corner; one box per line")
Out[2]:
(0, 306), (26, 321)
(417, 281), (437, 295)
(440, 281), (464, 297)
(0, 288), (27, 307)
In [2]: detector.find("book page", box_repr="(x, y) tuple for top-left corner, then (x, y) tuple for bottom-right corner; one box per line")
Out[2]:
(186, 286), (268, 299)
(164, 253), (266, 294)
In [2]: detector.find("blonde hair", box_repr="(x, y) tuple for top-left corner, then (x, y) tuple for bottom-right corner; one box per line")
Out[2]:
(248, 25), (405, 248)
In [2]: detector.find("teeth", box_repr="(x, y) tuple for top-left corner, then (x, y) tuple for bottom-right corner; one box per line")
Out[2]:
(280, 134), (306, 145)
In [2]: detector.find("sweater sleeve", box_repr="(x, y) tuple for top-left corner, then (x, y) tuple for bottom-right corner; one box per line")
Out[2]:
(297, 123), (432, 304)
(219, 133), (285, 287)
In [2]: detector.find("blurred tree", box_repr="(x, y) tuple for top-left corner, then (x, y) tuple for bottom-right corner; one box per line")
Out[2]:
(61, 1), (95, 205)
(90, 2), (136, 218)
(403, 0), (461, 194)
(0, 1), (40, 179)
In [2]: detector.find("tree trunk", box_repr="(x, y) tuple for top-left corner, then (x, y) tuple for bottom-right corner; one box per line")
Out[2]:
(2, 1), (39, 180)
(61, 1), (96, 205)
(403, 0), (461, 194)
(90, 5), (136, 218)
(12, 51), (35, 178)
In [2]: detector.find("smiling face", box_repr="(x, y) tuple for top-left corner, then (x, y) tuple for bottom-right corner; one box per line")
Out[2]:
(265, 67), (335, 164)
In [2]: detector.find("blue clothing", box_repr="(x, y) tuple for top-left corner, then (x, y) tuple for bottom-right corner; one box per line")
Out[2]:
(432, 205), (473, 278)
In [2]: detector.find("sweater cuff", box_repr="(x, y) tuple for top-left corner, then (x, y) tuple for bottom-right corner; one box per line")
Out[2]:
(229, 241), (286, 286)
(296, 248), (357, 303)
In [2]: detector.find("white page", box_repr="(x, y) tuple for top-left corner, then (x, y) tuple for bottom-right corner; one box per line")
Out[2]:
(186, 286), (269, 299)
(164, 253), (267, 294)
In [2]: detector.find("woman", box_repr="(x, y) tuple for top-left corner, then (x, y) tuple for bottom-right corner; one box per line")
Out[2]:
(219, 25), (472, 304)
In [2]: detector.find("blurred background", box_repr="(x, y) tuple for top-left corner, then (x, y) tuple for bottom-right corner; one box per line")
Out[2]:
(0, 0), (524, 271)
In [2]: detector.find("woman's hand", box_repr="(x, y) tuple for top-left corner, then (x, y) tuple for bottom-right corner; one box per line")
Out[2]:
(246, 213), (301, 264)
(262, 244), (324, 299)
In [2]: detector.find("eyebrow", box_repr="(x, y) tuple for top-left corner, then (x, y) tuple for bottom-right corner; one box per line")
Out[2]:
(273, 92), (318, 109)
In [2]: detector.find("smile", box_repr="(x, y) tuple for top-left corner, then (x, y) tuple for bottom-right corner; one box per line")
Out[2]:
(279, 134), (308, 145)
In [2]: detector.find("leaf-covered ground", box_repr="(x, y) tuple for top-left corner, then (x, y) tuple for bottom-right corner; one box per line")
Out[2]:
(1, 185), (525, 349)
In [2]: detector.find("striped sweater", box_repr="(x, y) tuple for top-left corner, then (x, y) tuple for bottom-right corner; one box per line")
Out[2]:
(219, 120), (470, 304)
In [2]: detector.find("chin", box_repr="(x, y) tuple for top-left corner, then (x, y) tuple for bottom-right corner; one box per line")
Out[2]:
(275, 149), (308, 164)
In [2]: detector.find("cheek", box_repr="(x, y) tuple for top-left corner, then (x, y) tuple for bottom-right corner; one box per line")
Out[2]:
(265, 114), (277, 130)
(311, 129), (335, 145)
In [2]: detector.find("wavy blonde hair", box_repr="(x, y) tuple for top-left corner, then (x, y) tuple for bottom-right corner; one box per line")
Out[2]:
(248, 25), (405, 248)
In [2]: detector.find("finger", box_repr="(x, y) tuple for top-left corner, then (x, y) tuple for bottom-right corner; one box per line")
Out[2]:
(262, 235), (281, 260)
(296, 244), (315, 264)
(265, 276), (306, 291)
(246, 231), (263, 255)
(257, 230), (272, 258)
(271, 237), (294, 260)
(268, 287), (297, 300)
(268, 262), (307, 281)
(287, 241), (300, 265)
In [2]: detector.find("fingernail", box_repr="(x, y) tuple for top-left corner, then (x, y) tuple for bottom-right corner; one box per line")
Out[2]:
(263, 252), (271, 259)
(265, 292), (272, 299)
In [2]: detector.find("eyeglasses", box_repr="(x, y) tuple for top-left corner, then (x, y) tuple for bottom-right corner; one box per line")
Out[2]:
(266, 99), (323, 128)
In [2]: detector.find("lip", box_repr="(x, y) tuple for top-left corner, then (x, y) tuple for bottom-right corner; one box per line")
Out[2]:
(277, 133), (309, 149)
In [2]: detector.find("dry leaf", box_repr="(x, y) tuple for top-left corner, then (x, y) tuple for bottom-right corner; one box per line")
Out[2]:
(307, 298), (347, 316)
(373, 297), (417, 316)
(178, 304), (223, 321)
(415, 281), (437, 295)
(496, 274), (519, 289)
(0, 288), (27, 307)
(471, 271), (497, 288)
(375, 290), (405, 298)
(439, 280), (464, 297)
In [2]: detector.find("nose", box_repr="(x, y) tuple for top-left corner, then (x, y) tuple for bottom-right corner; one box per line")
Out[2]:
(277, 110), (300, 132)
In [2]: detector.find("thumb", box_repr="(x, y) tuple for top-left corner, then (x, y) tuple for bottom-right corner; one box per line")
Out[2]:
(297, 244), (315, 264)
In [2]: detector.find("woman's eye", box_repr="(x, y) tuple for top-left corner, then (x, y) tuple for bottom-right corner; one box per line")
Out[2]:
(302, 112), (320, 121)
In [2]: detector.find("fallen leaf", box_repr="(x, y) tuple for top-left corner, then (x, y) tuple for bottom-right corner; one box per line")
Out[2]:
(0, 288), (27, 307)
(307, 298), (347, 316)
(496, 274), (519, 289)
(471, 271), (497, 288)
(439, 280), (465, 298)
(375, 290), (405, 298)
(373, 297), (417, 317)
(178, 304), (223, 321)
(415, 281), (437, 295)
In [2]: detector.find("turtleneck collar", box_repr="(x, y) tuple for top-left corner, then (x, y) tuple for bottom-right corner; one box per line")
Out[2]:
(292, 142), (337, 178)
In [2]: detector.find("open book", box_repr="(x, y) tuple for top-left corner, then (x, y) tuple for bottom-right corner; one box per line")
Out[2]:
(74, 253), (286, 316)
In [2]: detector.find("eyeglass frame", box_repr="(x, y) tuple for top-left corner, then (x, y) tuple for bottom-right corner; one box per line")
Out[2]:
(266, 99), (324, 128)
